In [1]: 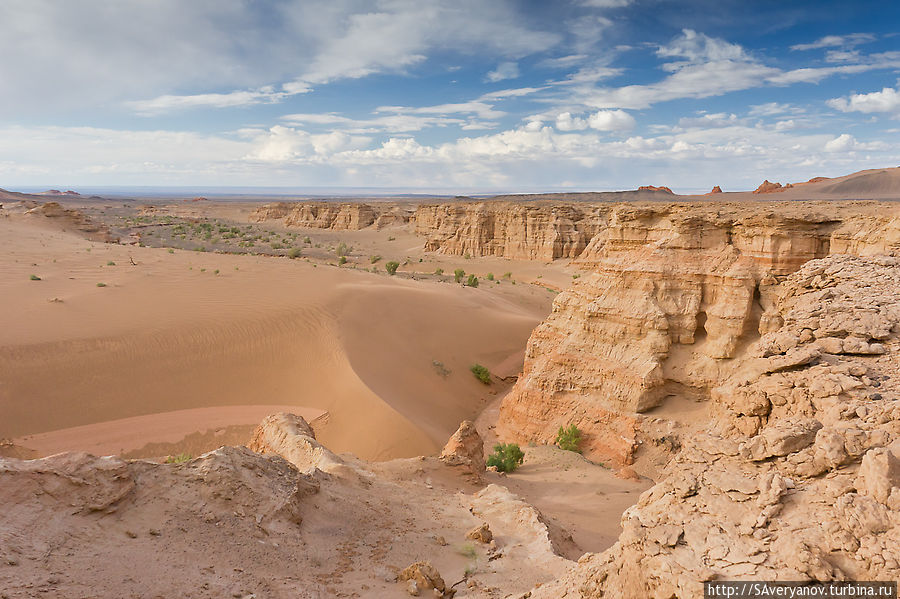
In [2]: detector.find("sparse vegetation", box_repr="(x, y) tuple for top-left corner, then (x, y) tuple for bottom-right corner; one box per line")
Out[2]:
(432, 360), (451, 378)
(288, 248), (302, 259)
(486, 272), (494, 281)
(555, 424), (582, 453)
(107, 261), (116, 266)
(434, 268), (444, 276)
(96, 282), (107, 287)
(30, 274), (41, 281)
(502, 271), (512, 279)
(164, 453), (192, 464)
(385, 260), (400, 275)
(470, 363), (491, 384)
(336, 242), (350, 257)
(459, 543), (477, 560)
(572, 274), (580, 279)
(370, 255), (382, 264)
(454, 268), (465, 283)
(466, 274), (479, 287)
(486, 443), (524, 473)
(338, 255), (347, 265)
(387, 236), (396, 241)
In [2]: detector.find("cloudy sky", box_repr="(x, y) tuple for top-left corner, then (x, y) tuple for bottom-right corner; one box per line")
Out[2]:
(1, 0), (899, 193)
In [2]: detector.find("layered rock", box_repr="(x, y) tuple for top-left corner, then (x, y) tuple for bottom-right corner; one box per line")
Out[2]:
(753, 180), (792, 194)
(706, 186), (723, 195)
(248, 412), (344, 474)
(497, 204), (900, 467)
(637, 185), (674, 194)
(440, 420), (485, 474)
(415, 202), (608, 261)
(531, 255), (900, 598)
(251, 202), (411, 230)
(26, 201), (118, 243)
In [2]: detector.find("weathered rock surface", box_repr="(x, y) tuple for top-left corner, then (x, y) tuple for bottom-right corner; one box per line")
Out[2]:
(248, 412), (344, 474)
(706, 186), (723, 195)
(498, 204), (900, 467)
(414, 202), (608, 261)
(251, 202), (411, 230)
(439, 420), (485, 474)
(25, 201), (118, 242)
(754, 180), (790, 194)
(530, 255), (900, 598)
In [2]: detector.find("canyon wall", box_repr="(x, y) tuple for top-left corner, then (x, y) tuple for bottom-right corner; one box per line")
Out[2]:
(251, 202), (412, 230)
(532, 254), (900, 597)
(414, 202), (609, 261)
(496, 204), (900, 467)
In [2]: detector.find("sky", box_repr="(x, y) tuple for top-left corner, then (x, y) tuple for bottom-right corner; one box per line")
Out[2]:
(1, 0), (900, 193)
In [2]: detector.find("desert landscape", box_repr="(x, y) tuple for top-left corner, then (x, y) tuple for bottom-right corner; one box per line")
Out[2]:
(2, 167), (900, 598)
(3, 2), (900, 597)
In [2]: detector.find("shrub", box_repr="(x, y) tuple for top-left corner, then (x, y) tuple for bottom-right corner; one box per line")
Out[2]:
(388, 236), (396, 241)
(303, 236), (311, 244)
(466, 274), (478, 287)
(385, 260), (400, 275)
(454, 268), (465, 283)
(96, 282), (107, 287)
(164, 453), (192, 464)
(470, 363), (491, 384)
(486, 443), (524, 473)
(434, 268), (444, 276)
(288, 248), (302, 259)
(555, 424), (582, 453)
(336, 242), (350, 257)
(107, 261), (116, 266)
(338, 256), (347, 265)
(502, 271), (512, 280)
(486, 272), (494, 281)
(370, 255), (382, 264)
(572, 274), (580, 279)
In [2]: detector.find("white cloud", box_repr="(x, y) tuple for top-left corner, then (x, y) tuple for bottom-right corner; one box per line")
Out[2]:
(556, 112), (588, 131)
(486, 62), (520, 83)
(827, 87), (900, 115)
(587, 109), (636, 131)
(824, 133), (857, 152)
(580, 0), (633, 7)
(376, 101), (505, 120)
(128, 88), (297, 116)
(790, 33), (876, 51)
(657, 29), (746, 63)
(677, 112), (739, 129)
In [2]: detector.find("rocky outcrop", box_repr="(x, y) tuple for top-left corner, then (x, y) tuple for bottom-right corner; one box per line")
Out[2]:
(26, 201), (118, 242)
(531, 255), (900, 598)
(415, 202), (608, 261)
(706, 186), (723, 195)
(440, 420), (485, 473)
(497, 204), (900, 467)
(251, 202), (411, 230)
(637, 185), (674, 194)
(753, 180), (792, 194)
(248, 412), (344, 474)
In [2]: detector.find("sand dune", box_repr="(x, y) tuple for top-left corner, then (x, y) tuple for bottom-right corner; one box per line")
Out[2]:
(0, 217), (549, 460)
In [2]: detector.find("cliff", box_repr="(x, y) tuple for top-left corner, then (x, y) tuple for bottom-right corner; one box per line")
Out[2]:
(414, 202), (609, 261)
(497, 203), (900, 467)
(251, 201), (412, 230)
(531, 254), (900, 597)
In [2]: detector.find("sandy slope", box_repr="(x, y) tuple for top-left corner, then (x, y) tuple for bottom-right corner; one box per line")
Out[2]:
(0, 216), (550, 460)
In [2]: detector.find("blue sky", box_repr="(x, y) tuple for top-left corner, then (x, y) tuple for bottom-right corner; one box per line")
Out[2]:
(1, 0), (899, 193)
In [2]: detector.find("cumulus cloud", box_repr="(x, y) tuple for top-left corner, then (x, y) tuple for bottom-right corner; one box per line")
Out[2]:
(486, 62), (520, 83)
(657, 29), (747, 63)
(827, 86), (900, 115)
(588, 109), (636, 131)
(824, 133), (857, 152)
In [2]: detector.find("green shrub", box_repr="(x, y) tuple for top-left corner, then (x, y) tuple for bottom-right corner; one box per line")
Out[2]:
(502, 271), (512, 279)
(388, 236), (396, 241)
(288, 248), (302, 259)
(486, 272), (494, 280)
(454, 268), (465, 283)
(470, 363), (491, 384)
(466, 274), (478, 287)
(434, 268), (444, 275)
(107, 261), (116, 266)
(385, 260), (400, 275)
(370, 255), (382, 264)
(486, 443), (524, 473)
(96, 282), (107, 287)
(338, 256), (347, 265)
(303, 236), (311, 244)
(164, 453), (192, 464)
(30, 274), (41, 281)
(555, 424), (582, 453)
(336, 242), (350, 257)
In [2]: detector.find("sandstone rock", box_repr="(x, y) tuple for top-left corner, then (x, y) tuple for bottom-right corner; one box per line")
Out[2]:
(637, 185), (674, 194)
(742, 418), (822, 461)
(465, 523), (493, 543)
(753, 180), (785, 194)
(251, 202), (410, 230)
(399, 561), (446, 596)
(440, 420), (485, 473)
(248, 412), (343, 474)
(706, 186), (723, 195)
(855, 447), (900, 504)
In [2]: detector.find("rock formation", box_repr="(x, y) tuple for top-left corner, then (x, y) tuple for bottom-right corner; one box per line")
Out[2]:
(440, 420), (485, 474)
(530, 254), (900, 597)
(251, 202), (411, 230)
(706, 186), (723, 195)
(414, 202), (608, 261)
(248, 412), (344, 474)
(753, 180), (792, 194)
(497, 204), (900, 467)
(637, 185), (674, 194)
(25, 201), (118, 242)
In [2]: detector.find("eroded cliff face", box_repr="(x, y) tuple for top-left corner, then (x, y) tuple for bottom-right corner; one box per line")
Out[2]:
(531, 255), (900, 598)
(414, 202), (609, 261)
(497, 204), (900, 467)
(251, 202), (411, 230)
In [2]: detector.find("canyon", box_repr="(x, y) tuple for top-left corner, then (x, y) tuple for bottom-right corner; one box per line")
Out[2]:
(3, 167), (900, 597)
